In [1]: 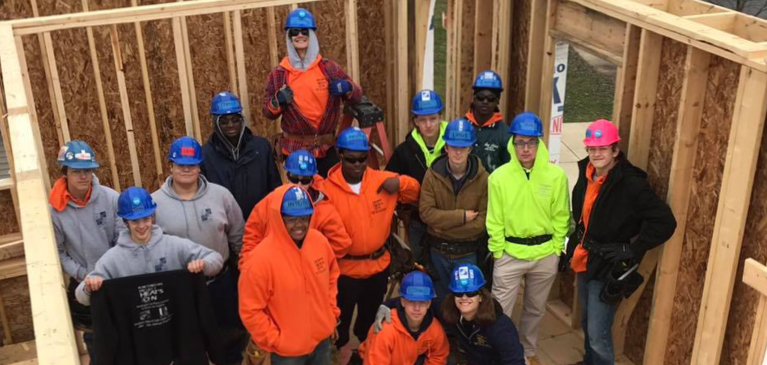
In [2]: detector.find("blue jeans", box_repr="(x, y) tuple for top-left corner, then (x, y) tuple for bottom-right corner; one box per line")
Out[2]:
(431, 251), (477, 305)
(408, 220), (427, 261)
(271, 339), (332, 365)
(577, 274), (617, 365)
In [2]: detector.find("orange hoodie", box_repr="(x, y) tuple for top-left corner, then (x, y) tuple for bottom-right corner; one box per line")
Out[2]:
(238, 192), (340, 357)
(239, 178), (352, 270)
(359, 308), (449, 365)
(465, 110), (503, 128)
(49, 177), (93, 212)
(267, 55), (330, 130)
(321, 165), (420, 279)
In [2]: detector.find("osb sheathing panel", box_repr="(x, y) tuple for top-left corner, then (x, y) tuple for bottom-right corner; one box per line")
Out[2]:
(459, 0), (475, 115)
(664, 55), (739, 364)
(357, 0), (387, 118)
(0, 276), (34, 344)
(509, 0), (531, 117)
(624, 37), (686, 365)
(721, 114), (767, 364)
(243, 7), (280, 137)
(186, 13), (228, 141)
(0, 191), (19, 236)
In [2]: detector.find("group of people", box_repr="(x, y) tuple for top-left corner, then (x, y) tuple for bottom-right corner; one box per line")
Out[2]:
(51, 7), (677, 365)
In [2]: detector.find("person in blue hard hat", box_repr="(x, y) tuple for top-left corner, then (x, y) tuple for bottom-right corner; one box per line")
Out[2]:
(357, 271), (449, 365)
(386, 90), (448, 262)
(263, 8), (363, 177)
(152, 136), (246, 365)
(487, 112), (570, 364)
(49, 140), (125, 363)
(239, 186), (340, 365)
(201, 91), (282, 221)
(419, 119), (489, 305)
(464, 70), (511, 173)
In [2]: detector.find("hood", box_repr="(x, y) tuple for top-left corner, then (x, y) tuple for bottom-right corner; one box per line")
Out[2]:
(326, 164), (374, 194)
(284, 29), (320, 71)
(116, 225), (164, 251)
(211, 117), (249, 161)
(506, 136), (551, 174)
(49, 174), (100, 212)
(392, 301), (435, 340)
(465, 110), (503, 128)
(159, 175), (210, 202)
(430, 153), (482, 183)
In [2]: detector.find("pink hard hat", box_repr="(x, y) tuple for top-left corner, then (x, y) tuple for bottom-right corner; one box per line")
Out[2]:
(583, 119), (620, 147)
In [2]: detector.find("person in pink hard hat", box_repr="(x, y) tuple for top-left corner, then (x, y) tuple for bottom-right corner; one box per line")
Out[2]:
(559, 119), (676, 365)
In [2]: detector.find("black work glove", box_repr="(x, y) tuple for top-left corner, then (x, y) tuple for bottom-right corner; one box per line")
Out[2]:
(601, 243), (635, 263)
(274, 85), (294, 106)
(558, 252), (571, 272)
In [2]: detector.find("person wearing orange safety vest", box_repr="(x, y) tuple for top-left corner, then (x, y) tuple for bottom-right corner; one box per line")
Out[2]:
(464, 71), (511, 173)
(560, 119), (676, 365)
(239, 149), (352, 270)
(321, 127), (420, 362)
(240, 186), (340, 365)
(263, 8), (363, 177)
(357, 271), (449, 365)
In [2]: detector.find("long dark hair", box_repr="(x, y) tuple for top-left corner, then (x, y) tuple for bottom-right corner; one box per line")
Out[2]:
(440, 287), (497, 326)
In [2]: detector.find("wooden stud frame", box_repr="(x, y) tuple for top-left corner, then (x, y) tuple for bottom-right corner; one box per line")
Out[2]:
(744, 258), (767, 365)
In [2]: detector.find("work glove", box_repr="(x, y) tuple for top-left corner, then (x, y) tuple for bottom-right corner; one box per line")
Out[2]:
(601, 243), (635, 263)
(329, 79), (353, 96)
(373, 304), (392, 334)
(558, 252), (571, 272)
(274, 85), (294, 106)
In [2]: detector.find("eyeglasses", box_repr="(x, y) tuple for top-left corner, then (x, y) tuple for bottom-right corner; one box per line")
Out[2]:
(342, 155), (368, 165)
(474, 94), (498, 103)
(458, 291), (480, 298)
(513, 140), (539, 149)
(288, 28), (310, 37)
(287, 174), (313, 185)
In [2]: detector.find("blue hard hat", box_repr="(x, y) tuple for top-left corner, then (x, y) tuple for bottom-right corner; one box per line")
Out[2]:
(281, 186), (314, 217)
(284, 8), (317, 30)
(509, 112), (544, 137)
(210, 91), (243, 115)
(57, 140), (99, 169)
(473, 70), (503, 91)
(336, 127), (370, 152)
(399, 271), (436, 302)
(168, 136), (203, 165)
(442, 119), (477, 148)
(285, 149), (317, 177)
(411, 90), (444, 116)
(449, 264), (487, 293)
(117, 187), (157, 221)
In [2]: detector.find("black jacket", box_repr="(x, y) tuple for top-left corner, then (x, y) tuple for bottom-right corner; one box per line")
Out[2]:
(386, 131), (443, 223)
(201, 128), (282, 220)
(91, 271), (220, 365)
(568, 154), (676, 280)
(451, 299), (526, 365)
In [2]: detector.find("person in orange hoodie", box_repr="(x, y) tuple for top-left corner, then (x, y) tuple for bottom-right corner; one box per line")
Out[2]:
(239, 149), (352, 270)
(262, 8), (363, 177)
(357, 271), (449, 365)
(239, 186), (340, 365)
(321, 127), (420, 361)
(464, 70), (511, 173)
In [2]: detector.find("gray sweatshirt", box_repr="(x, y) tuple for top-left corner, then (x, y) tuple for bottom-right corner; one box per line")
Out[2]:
(151, 176), (244, 262)
(76, 225), (223, 305)
(51, 175), (126, 282)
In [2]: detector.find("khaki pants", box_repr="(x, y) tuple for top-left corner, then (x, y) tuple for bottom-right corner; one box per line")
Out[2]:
(492, 252), (559, 357)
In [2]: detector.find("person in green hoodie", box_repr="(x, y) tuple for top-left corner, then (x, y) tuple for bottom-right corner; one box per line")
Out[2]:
(487, 112), (570, 364)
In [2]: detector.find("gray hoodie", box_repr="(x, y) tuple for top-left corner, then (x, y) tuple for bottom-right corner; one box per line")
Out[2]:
(151, 175), (244, 262)
(51, 175), (126, 282)
(76, 225), (223, 305)
(286, 29), (320, 71)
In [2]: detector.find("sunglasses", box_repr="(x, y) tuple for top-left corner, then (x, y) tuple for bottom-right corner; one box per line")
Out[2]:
(457, 291), (480, 298)
(287, 174), (313, 185)
(474, 94), (498, 103)
(342, 155), (368, 165)
(288, 28), (310, 37)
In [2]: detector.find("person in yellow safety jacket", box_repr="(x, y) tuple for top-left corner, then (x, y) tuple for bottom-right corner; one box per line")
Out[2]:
(486, 113), (570, 365)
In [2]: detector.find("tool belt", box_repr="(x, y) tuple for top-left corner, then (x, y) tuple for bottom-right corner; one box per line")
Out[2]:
(427, 234), (480, 257)
(505, 234), (553, 246)
(342, 246), (387, 261)
(282, 132), (336, 147)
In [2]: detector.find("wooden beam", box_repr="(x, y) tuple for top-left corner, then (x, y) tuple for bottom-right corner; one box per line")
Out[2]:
(345, 0), (360, 82)
(525, 0), (550, 114)
(0, 23), (80, 365)
(179, 17), (201, 142)
(0, 233), (25, 260)
(744, 259), (767, 365)
(446, 0), (463, 119)
(232, 10), (251, 123)
(172, 17), (195, 137)
(538, 0), (558, 143)
(744, 258), (767, 297)
(396, 0), (409, 142)
(28, 0), (64, 148)
(41, 33), (70, 143)
(10, 0), (321, 35)
(642, 46), (710, 365)
(552, 0), (627, 59)
(626, 29), (662, 170)
(109, 25), (143, 187)
(0, 81), (22, 230)
(549, 29), (623, 66)
(0, 287), (13, 344)
(223, 12), (238, 92)
(733, 13), (767, 43)
(490, 0), (511, 118)
(690, 67), (767, 365)
(81, 0), (121, 191)
(683, 12), (736, 33)
(266, 7), (279, 67)
(473, 0), (493, 75)
(615, 24), (641, 152)
(666, 0), (728, 16)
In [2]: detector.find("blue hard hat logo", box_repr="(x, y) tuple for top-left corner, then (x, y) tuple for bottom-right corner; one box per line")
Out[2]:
(586, 129), (592, 138)
(450, 131), (472, 140)
(132, 197), (141, 206)
(595, 130), (603, 138)
(299, 10), (306, 17)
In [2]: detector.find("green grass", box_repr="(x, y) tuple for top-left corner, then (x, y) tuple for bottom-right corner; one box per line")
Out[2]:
(562, 49), (616, 123)
(433, 0), (448, 99)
